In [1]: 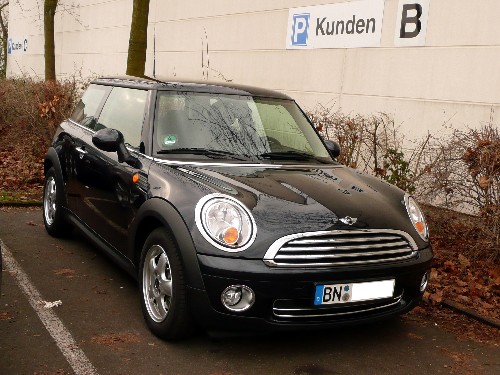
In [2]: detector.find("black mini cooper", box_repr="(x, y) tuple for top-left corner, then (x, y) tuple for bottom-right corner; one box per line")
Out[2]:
(43, 76), (432, 339)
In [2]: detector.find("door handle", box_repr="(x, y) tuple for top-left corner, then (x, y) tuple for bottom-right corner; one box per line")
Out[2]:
(75, 146), (87, 159)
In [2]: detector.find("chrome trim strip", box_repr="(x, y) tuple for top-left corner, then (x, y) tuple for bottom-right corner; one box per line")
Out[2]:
(273, 295), (403, 319)
(288, 235), (403, 245)
(275, 249), (415, 259)
(68, 118), (88, 130)
(264, 253), (418, 268)
(280, 241), (410, 252)
(154, 157), (285, 169)
(263, 229), (419, 268)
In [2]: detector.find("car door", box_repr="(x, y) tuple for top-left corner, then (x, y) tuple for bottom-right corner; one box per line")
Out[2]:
(65, 84), (111, 219)
(70, 86), (151, 254)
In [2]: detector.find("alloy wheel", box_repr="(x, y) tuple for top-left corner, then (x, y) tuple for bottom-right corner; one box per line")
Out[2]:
(142, 245), (173, 322)
(44, 176), (57, 226)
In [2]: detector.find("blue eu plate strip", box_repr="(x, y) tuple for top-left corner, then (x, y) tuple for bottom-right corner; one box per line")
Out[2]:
(314, 285), (324, 305)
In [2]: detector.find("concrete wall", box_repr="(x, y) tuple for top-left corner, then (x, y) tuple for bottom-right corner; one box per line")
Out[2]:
(7, 0), (500, 140)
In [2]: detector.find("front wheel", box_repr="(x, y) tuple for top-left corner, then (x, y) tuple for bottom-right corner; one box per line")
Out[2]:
(139, 228), (194, 340)
(43, 167), (71, 237)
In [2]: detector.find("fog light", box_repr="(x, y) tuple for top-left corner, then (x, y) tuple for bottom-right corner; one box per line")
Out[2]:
(420, 272), (429, 292)
(221, 285), (255, 312)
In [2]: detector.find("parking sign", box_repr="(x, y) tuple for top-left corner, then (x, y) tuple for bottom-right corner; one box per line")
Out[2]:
(286, 1), (385, 49)
(291, 13), (310, 46)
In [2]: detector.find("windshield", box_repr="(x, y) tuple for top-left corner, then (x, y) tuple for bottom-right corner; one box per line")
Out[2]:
(153, 91), (333, 163)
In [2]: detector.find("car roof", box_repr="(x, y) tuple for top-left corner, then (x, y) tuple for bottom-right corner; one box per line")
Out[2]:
(91, 75), (293, 100)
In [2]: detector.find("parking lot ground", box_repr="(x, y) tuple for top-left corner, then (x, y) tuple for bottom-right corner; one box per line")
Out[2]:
(1, 208), (499, 375)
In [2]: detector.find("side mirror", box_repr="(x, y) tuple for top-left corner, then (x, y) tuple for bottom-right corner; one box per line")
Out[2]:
(92, 128), (141, 168)
(324, 140), (341, 158)
(92, 128), (123, 152)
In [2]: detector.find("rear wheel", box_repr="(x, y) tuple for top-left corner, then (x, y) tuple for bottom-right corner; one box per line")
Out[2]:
(139, 228), (194, 340)
(43, 167), (71, 237)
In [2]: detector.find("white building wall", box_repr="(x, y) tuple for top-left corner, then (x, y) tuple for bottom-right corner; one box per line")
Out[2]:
(7, 0), (500, 139)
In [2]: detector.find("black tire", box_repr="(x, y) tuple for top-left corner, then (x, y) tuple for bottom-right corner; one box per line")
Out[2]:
(43, 167), (72, 237)
(139, 228), (194, 340)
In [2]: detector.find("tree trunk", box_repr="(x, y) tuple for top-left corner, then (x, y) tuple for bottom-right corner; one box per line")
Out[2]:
(0, 2), (8, 78)
(126, 0), (150, 77)
(44, 0), (58, 81)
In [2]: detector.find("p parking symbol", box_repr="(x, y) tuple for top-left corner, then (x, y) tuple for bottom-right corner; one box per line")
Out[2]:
(291, 13), (310, 46)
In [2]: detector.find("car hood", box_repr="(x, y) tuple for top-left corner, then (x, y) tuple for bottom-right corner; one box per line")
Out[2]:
(157, 162), (423, 257)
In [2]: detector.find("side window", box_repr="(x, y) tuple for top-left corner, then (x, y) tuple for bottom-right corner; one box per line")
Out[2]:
(97, 87), (148, 149)
(70, 84), (108, 129)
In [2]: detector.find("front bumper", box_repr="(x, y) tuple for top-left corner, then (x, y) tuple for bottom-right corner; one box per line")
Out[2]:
(189, 246), (433, 332)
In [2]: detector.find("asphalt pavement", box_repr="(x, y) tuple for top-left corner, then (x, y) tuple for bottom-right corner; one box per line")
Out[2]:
(0, 208), (498, 375)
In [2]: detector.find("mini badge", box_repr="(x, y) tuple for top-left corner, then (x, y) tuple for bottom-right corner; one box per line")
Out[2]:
(340, 216), (357, 225)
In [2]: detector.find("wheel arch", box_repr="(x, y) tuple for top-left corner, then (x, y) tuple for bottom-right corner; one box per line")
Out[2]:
(130, 198), (205, 290)
(44, 147), (68, 207)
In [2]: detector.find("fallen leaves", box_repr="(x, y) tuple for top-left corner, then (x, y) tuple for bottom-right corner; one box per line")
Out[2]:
(405, 304), (500, 346)
(53, 268), (78, 278)
(26, 221), (42, 227)
(423, 205), (500, 328)
(90, 331), (141, 351)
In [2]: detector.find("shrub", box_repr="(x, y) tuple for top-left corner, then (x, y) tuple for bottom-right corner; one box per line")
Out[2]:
(417, 124), (499, 261)
(0, 76), (81, 140)
(307, 105), (417, 192)
(0, 76), (82, 190)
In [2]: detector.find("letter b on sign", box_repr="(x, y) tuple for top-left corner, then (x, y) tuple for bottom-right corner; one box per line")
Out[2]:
(400, 4), (422, 38)
(394, 0), (430, 47)
(291, 13), (310, 46)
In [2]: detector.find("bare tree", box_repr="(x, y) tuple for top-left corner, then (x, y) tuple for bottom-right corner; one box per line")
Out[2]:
(126, 0), (150, 77)
(44, 0), (58, 80)
(0, 1), (8, 78)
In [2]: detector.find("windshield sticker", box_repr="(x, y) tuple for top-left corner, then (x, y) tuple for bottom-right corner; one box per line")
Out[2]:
(163, 135), (177, 146)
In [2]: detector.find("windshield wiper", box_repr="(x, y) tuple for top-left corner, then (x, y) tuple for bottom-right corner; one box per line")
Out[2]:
(157, 147), (250, 161)
(259, 151), (326, 162)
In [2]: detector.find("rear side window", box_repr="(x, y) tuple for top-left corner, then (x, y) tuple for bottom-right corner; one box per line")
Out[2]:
(97, 87), (148, 149)
(71, 84), (108, 129)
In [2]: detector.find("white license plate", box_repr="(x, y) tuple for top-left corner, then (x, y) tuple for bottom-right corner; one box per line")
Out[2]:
(314, 279), (395, 305)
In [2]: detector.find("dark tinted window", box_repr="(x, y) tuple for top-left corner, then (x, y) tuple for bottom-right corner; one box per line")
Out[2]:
(70, 84), (108, 129)
(97, 87), (148, 149)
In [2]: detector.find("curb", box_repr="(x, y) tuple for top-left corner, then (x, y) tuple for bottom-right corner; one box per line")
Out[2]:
(0, 201), (43, 207)
(441, 299), (500, 329)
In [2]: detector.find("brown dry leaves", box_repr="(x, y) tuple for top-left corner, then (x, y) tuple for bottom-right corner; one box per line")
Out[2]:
(0, 78), (80, 202)
(424, 206), (500, 323)
(405, 305), (500, 346)
(90, 331), (141, 352)
(53, 268), (78, 278)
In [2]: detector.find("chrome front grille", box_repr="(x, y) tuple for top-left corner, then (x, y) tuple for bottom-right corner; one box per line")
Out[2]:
(263, 230), (418, 268)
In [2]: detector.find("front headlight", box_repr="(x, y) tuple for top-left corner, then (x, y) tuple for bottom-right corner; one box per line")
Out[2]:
(195, 194), (257, 252)
(404, 195), (429, 241)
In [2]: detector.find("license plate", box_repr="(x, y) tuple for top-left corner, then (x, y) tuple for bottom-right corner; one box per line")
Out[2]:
(314, 279), (395, 305)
